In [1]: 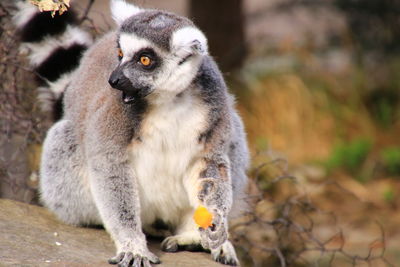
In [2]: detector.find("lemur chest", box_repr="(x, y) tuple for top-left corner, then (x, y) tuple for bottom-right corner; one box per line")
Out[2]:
(129, 95), (207, 226)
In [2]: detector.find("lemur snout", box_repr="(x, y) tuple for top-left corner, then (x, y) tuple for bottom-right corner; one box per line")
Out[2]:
(108, 69), (123, 89)
(108, 76), (119, 88)
(109, 68), (151, 103)
(108, 69), (135, 93)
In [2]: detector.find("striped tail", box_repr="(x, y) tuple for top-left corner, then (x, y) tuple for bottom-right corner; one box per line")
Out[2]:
(13, 1), (93, 121)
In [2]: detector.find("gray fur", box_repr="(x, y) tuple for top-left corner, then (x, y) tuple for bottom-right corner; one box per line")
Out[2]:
(40, 2), (249, 266)
(121, 10), (194, 51)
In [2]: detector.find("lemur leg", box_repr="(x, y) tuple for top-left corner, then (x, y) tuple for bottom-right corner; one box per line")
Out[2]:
(40, 120), (102, 226)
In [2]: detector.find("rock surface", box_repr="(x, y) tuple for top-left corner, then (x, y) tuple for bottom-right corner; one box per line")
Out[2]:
(0, 199), (223, 266)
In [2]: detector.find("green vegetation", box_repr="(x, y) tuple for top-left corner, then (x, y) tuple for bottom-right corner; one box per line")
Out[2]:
(325, 138), (372, 175)
(381, 147), (400, 176)
(383, 187), (395, 203)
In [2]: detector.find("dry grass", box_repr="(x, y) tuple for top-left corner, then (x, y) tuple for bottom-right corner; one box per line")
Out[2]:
(239, 74), (335, 163)
(237, 68), (386, 164)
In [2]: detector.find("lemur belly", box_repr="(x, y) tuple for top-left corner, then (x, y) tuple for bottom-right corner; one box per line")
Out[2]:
(129, 94), (207, 228)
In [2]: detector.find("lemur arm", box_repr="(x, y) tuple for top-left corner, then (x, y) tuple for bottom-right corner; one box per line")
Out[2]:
(197, 154), (233, 250)
(182, 57), (236, 250)
(85, 106), (159, 266)
(190, 102), (234, 250)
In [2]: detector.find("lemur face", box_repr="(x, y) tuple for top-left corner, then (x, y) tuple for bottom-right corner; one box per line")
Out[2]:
(108, 10), (208, 104)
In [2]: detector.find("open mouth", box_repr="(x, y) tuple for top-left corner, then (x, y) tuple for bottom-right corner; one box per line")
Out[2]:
(121, 88), (151, 104)
(122, 91), (137, 104)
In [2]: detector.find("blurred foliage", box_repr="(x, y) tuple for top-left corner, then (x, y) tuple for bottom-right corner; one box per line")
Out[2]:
(381, 147), (400, 176)
(325, 138), (372, 175)
(366, 89), (398, 128)
(383, 187), (395, 204)
(335, 0), (400, 54)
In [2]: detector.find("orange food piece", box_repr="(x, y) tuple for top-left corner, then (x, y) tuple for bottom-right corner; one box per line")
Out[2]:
(193, 206), (213, 229)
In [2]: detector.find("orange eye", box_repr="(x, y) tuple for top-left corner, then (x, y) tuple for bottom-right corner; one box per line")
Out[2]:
(140, 56), (151, 66)
(118, 48), (123, 58)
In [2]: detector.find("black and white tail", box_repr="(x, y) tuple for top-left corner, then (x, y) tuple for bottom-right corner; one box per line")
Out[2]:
(13, 1), (93, 120)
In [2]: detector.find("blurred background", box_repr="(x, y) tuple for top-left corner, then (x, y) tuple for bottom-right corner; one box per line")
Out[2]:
(1, 0), (399, 266)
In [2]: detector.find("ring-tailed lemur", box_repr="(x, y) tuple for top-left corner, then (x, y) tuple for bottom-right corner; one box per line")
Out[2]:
(12, 0), (93, 121)
(14, 1), (250, 266)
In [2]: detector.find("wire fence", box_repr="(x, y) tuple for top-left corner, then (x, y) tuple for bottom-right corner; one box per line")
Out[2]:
(232, 155), (394, 267)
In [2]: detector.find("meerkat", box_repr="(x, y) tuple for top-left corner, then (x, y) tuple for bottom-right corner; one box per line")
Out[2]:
(14, 0), (250, 266)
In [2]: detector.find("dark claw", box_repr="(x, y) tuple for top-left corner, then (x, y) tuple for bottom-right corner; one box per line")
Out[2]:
(131, 255), (157, 267)
(163, 244), (178, 252)
(132, 255), (141, 267)
(150, 257), (161, 264)
(229, 260), (238, 266)
(108, 252), (125, 264)
(118, 252), (133, 267)
(143, 258), (152, 267)
(109, 251), (160, 266)
(216, 255), (238, 266)
(161, 238), (179, 252)
(209, 223), (216, 231)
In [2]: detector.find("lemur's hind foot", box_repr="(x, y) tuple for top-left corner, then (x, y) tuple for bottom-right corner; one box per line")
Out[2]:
(161, 231), (239, 266)
(161, 231), (203, 252)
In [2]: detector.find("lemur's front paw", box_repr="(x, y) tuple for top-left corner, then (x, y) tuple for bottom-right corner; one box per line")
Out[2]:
(108, 249), (160, 267)
(199, 210), (228, 250)
(211, 240), (239, 266)
(211, 241), (239, 266)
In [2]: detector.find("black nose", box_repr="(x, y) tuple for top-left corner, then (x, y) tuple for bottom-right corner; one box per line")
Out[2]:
(108, 76), (119, 87)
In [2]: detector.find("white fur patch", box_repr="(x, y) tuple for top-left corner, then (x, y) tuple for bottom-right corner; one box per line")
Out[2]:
(129, 92), (207, 227)
(119, 33), (162, 63)
(38, 75), (72, 112)
(37, 72), (74, 112)
(152, 27), (208, 93)
(13, 1), (38, 29)
(48, 71), (75, 95)
(37, 70), (79, 112)
(25, 26), (92, 67)
(37, 86), (55, 112)
(154, 54), (202, 94)
(171, 27), (208, 55)
(110, 0), (142, 26)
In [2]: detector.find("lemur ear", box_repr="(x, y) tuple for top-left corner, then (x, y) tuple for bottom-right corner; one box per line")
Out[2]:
(110, 0), (142, 26)
(171, 27), (208, 57)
